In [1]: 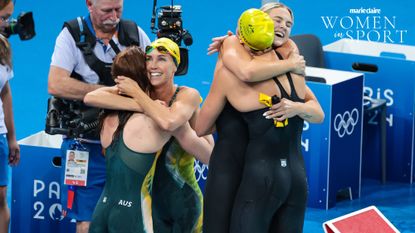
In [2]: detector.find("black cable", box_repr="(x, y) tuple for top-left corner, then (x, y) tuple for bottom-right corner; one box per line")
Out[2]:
(150, 0), (157, 33)
(170, 0), (174, 18)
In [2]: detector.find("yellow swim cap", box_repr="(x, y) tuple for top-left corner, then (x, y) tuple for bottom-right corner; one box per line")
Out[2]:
(238, 8), (274, 51)
(146, 37), (181, 66)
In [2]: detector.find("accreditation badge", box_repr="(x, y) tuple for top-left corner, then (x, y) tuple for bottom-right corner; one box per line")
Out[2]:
(64, 149), (89, 186)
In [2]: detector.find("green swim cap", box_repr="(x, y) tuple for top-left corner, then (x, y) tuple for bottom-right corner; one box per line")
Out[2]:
(238, 8), (274, 51)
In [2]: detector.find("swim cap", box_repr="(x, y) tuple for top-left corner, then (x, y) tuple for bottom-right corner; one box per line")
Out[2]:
(147, 37), (181, 66)
(238, 8), (274, 51)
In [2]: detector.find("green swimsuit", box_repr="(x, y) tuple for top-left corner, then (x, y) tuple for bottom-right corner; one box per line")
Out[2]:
(90, 86), (203, 232)
(89, 130), (157, 233)
(151, 87), (203, 233)
(152, 138), (203, 233)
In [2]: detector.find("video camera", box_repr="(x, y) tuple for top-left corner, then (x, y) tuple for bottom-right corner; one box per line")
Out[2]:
(151, 2), (192, 75)
(45, 97), (101, 139)
(2, 11), (35, 40)
(156, 5), (192, 47)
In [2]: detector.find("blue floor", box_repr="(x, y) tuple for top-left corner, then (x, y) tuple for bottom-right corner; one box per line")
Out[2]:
(304, 179), (415, 233)
(6, 168), (414, 232)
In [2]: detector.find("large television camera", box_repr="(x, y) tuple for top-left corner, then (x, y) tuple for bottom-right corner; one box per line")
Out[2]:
(45, 97), (100, 139)
(151, 2), (192, 75)
(156, 5), (192, 47)
(2, 11), (35, 40)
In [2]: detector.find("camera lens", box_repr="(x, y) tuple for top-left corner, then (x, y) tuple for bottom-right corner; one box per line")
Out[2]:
(182, 30), (193, 46)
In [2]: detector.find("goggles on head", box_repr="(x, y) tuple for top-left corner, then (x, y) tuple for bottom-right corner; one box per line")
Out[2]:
(145, 45), (178, 67)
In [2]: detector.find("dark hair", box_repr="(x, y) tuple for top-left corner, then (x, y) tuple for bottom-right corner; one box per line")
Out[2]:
(111, 46), (151, 93)
(99, 46), (152, 140)
(0, 0), (12, 10)
(0, 34), (12, 68)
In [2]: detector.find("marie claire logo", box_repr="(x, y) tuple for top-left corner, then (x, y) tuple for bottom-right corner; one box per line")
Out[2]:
(333, 108), (359, 138)
(321, 7), (408, 43)
(349, 7), (381, 14)
(194, 160), (208, 182)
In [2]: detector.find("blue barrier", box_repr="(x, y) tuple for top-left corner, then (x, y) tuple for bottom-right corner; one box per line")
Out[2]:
(324, 39), (415, 183)
(11, 138), (75, 233)
(302, 67), (364, 209)
(11, 132), (208, 233)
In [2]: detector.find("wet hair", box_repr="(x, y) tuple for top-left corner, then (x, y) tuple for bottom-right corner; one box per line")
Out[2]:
(0, 0), (12, 10)
(100, 46), (152, 140)
(0, 34), (11, 68)
(111, 46), (151, 93)
(260, 2), (294, 21)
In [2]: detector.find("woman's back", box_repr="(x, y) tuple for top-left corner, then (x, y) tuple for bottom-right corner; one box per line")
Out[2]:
(230, 71), (308, 233)
(203, 101), (248, 233)
(101, 112), (171, 153)
(91, 112), (170, 233)
(216, 49), (306, 113)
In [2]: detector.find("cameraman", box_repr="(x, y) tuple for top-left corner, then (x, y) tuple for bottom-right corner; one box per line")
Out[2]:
(47, 0), (150, 232)
(0, 1), (20, 232)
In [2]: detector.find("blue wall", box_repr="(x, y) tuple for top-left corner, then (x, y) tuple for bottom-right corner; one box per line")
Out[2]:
(9, 0), (415, 139)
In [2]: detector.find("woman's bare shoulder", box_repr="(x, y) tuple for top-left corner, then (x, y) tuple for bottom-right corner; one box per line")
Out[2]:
(175, 86), (201, 103)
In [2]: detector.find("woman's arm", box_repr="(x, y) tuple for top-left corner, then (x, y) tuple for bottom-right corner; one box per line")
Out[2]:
(1, 82), (20, 165)
(220, 36), (305, 82)
(84, 85), (144, 112)
(207, 31), (233, 55)
(173, 123), (214, 164)
(297, 85), (325, 123)
(116, 76), (200, 132)
(265, 85), (324, 123)
(195, 74), (227, 136)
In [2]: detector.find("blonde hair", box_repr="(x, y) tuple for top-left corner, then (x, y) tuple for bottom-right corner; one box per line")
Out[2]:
(0, 34), (12, 68)
(260, 2), (294, 21)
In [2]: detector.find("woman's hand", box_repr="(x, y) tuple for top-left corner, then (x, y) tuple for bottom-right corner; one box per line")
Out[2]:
(8, 138), (20, 166)
(207, 30), (233, 55)
(155, 99), (167, 107)
(263, 98), (301, 121)
(115, 76), (141, 97)
(286, 49), (306, 76)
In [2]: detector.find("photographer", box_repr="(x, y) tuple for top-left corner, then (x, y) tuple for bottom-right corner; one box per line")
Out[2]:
(0, 1), (20, 232)
(47, 0), (150, 232)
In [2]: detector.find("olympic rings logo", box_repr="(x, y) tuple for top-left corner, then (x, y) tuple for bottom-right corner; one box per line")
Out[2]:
(194, 160), (208, 182)
(333, 108), (359, 138)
